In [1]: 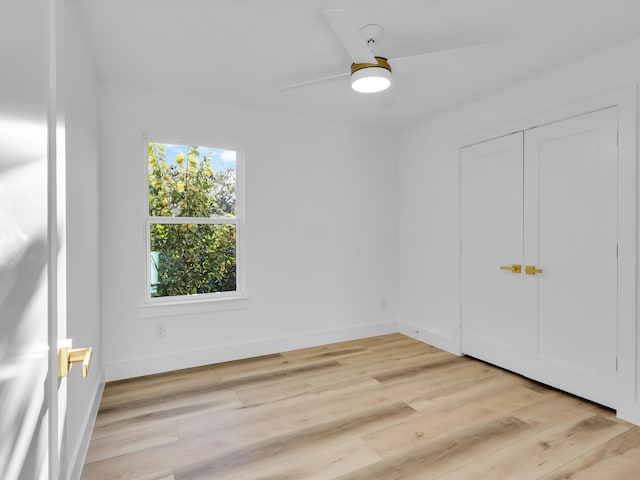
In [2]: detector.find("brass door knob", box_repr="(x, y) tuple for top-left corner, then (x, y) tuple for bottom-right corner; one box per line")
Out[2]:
(58, 339), (93, 378)
(500, 264), (522, 273)
(525, 265), (543, 275)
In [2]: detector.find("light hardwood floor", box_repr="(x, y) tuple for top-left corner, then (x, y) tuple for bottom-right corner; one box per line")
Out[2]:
(82, 334), (640, 479)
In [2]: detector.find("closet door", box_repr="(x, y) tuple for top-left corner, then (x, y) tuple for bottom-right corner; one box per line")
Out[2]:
(524, 107), (618, 407)
(461, 132), (530, 373)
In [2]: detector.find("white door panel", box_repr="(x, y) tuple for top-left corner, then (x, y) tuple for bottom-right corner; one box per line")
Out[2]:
(461, 132), (529, 372)
(0, 1), (67, 478)
(524, 108), (618, 407)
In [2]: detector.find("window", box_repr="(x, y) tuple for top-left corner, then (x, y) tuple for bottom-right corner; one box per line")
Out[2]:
(146, 141), (242, 302)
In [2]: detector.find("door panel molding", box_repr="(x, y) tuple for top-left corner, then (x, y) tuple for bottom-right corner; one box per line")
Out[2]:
(523, 107), (618, 407)
(461, 132), (528, 374)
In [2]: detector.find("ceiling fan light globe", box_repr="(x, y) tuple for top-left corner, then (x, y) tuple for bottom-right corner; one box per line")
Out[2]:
(351, 66), (391, 93)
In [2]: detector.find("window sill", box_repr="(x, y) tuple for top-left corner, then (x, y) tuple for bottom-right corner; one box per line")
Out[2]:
(137, 295), (250, 318)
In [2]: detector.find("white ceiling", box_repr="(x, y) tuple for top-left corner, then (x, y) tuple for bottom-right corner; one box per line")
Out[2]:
(75, 0), (640, 132)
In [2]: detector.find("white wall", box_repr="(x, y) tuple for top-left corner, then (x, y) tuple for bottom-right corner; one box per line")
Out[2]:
(64, 2), (102, 477)
(397, 36), (640, 423)
(100, 85), (398, 381)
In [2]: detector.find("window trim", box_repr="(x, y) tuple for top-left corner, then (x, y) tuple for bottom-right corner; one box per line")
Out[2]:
(143, 136), (245, 305)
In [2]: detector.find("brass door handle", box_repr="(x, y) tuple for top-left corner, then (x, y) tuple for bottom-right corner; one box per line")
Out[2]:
(58, 339), (93, 378)
(525, 265), (543, 275)
(500, 264), (521, 273)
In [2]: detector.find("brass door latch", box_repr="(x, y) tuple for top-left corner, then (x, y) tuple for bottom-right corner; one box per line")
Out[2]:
(500, 264), (522, 273)
(58, 339), (93, 378)
(525, 265), (544, 275)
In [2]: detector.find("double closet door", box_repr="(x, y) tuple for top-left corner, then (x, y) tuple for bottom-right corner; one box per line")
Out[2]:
(461, 107), (619, 408)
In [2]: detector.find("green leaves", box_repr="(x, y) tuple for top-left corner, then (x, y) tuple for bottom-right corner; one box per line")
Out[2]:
(150, 223), (236, 297)
(148, 142), (238, 297)
(148, 142), (236, 218)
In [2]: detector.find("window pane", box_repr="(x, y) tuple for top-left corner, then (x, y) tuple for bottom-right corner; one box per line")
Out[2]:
(150, 223), (236, 297)
(148, 142), (236, 218)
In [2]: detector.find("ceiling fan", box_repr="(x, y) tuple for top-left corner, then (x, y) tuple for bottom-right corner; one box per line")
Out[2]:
(278, 9), (490, 95)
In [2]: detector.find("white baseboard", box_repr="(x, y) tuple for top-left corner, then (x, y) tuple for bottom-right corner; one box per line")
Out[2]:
(396, 320), (461, 355)
(617, 403), (640, 427)
(69, 370), (105, 480)
(105, 321), (397, 381)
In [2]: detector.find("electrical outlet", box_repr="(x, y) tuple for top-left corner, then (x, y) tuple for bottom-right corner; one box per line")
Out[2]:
(155, 323), (166, 338)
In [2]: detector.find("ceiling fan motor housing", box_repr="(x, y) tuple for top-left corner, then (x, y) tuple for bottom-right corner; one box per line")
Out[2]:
(350, 57), (392, 93)
(350, 56), (391, 75)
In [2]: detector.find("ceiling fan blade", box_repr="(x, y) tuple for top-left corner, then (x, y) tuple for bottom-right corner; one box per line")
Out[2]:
(389, 42), (492, 75)
(323, 9), (376, 64)
(378, 83), (399, 109)
(276, 71), (349, 92)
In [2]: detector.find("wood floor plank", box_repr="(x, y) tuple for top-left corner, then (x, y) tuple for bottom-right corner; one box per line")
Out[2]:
(99, 363), (224, 401)
(173, 402), (416, 479)
(539, 427), (640, 480)
(333, 415), (534, 480)
(408, 370), (545, 413)
(82, 434), (231, 479)
(129, 470), (175, 480)
(82, 334), (640, 480)
(278, 343), (371, 363)
(235, 371), (381, 407)
(362, 380), (574, 461)
(223, 437), (380, 480)
(361, 402), (498, 458)
(94, 359), (348, 437)
(335, 344), (446, 370)
(100, 359), (343, 419)
(434, 414), (629, 480)
(86, 421), (179, 463)
(373, 360), (498, 405)
(509, 390), (600, 426)
(372, 353), (466, 384)
(91, 389), (240, 440)
(176, 381), (390, 443)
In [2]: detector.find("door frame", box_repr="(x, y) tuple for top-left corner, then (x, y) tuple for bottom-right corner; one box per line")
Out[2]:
(47, 0), (67, 477)
(458, 85), (638, 423)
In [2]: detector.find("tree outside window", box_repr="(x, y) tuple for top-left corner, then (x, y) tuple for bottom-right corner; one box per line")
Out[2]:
(147, 141), (241, 300)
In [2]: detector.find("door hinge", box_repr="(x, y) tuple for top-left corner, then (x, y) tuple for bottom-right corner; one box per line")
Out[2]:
(617, 131), (619, 146)
(617, 244), (619, 259)
(616, 357), (619, 371)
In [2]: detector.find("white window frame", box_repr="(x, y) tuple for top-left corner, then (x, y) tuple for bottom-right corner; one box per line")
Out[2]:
(143, 137), (245, 305)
